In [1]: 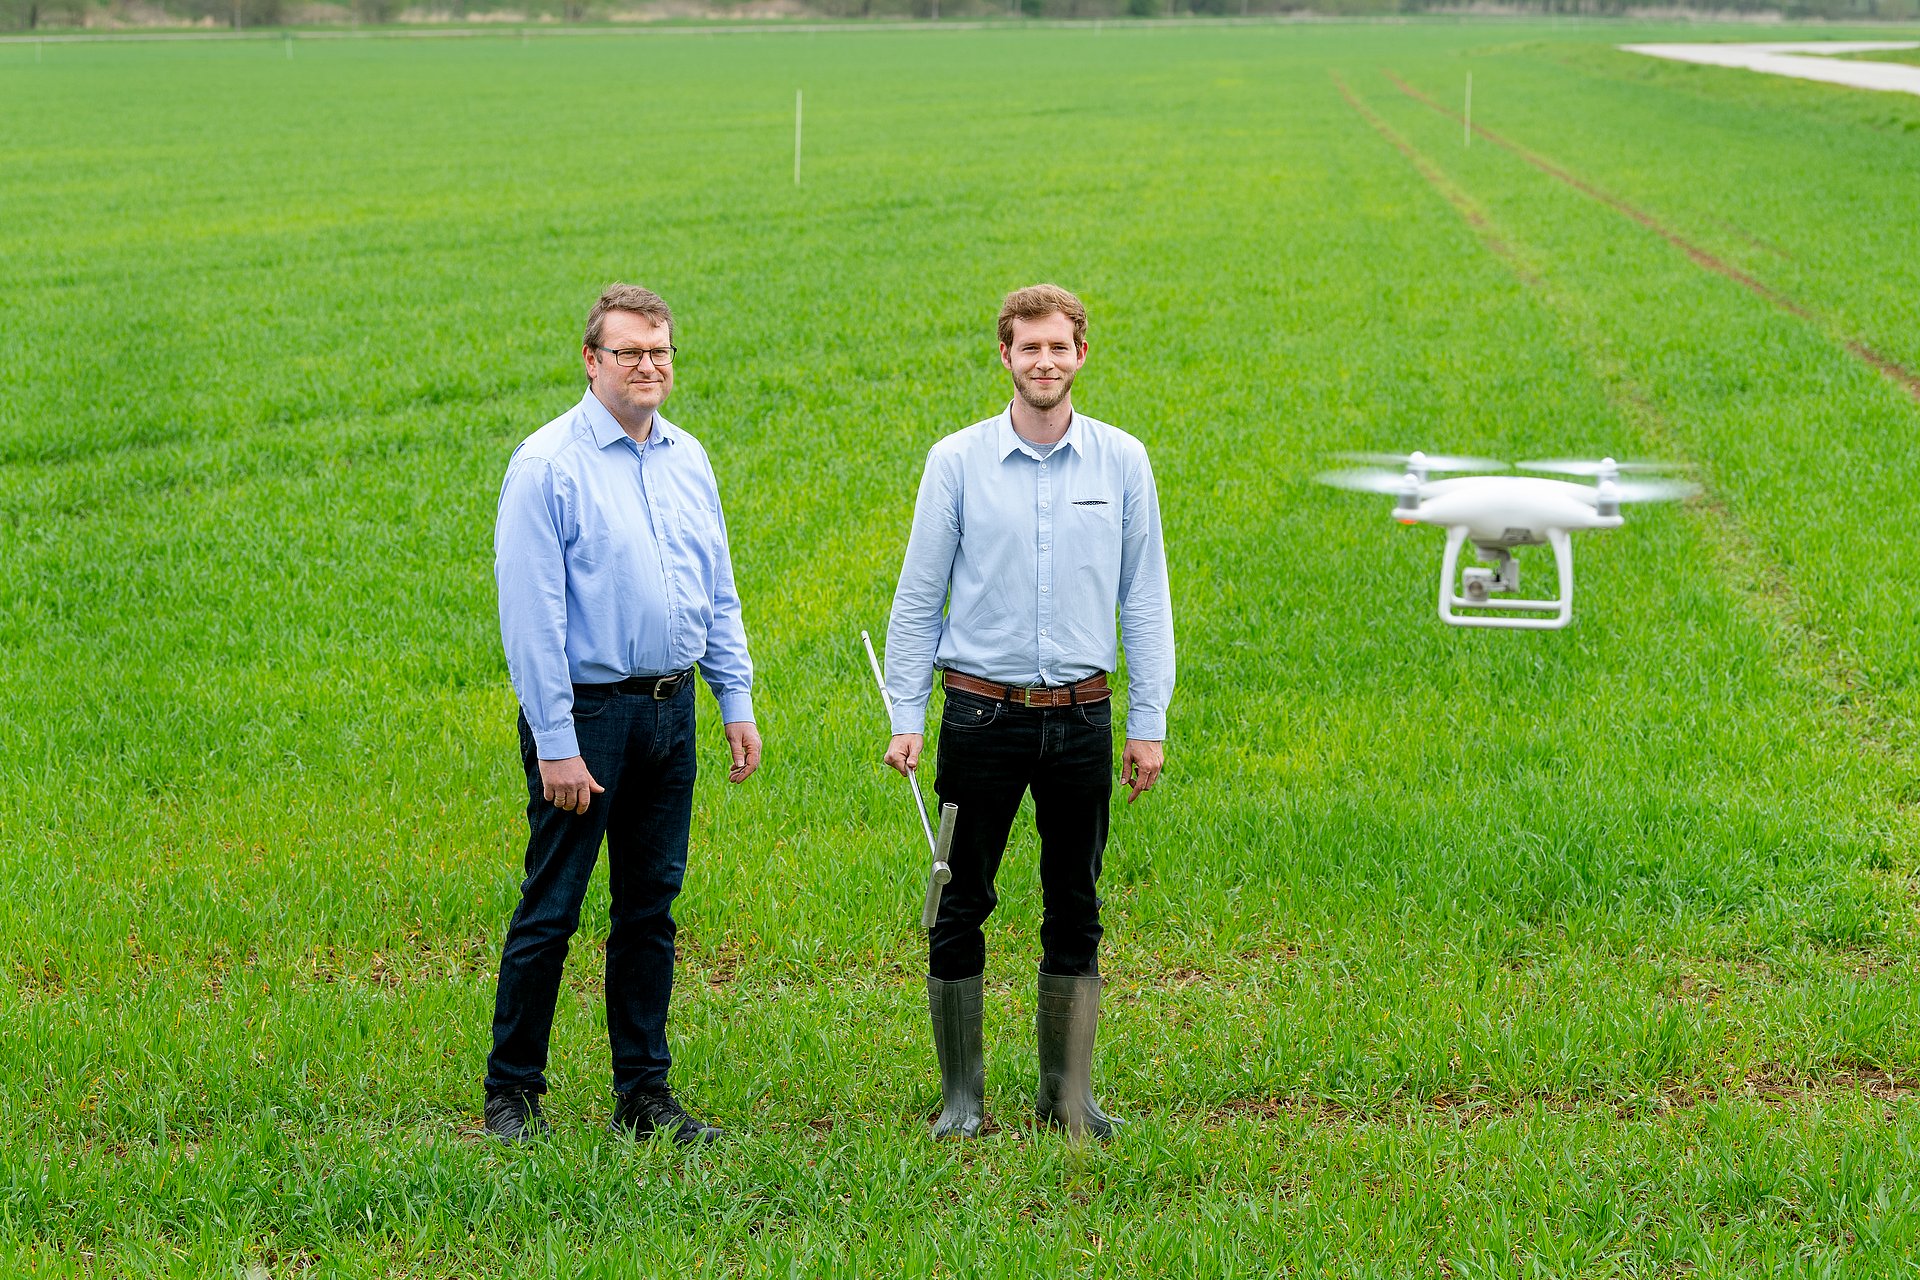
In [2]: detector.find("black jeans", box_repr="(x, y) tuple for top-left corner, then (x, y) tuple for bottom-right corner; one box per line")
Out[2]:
(929, 686), (1114, 982)
(485, 680), (696, 1097)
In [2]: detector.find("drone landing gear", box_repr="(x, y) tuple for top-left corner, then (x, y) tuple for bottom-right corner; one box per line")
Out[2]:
(1437, 526), (1573, 630)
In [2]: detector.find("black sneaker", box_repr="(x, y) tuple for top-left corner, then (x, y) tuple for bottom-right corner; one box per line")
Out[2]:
(483, 1089), (549, 1144)
(609, 1086), (725, 1145)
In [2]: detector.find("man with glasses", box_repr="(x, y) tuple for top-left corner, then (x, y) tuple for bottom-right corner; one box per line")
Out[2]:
(484, 283), (761, 1145)
(882, 284), (1174, 1140)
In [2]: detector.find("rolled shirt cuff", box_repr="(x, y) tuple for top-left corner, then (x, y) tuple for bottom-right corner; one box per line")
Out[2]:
(718, 691), (756, 725)
(533, 724), (581, 761)
(889, 699), (929, 738)
(1124, 710), (1165, 741)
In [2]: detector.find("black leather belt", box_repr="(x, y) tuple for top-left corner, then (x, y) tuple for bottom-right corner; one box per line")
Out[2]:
(576, 669), (695, 700)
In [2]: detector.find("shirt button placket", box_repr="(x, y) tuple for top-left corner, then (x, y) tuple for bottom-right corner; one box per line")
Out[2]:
(1037, 458), (1053, 684)
(641, 442), (678, 642)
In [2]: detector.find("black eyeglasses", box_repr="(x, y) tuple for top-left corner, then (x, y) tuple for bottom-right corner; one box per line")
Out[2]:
(594, 344), (677, 368)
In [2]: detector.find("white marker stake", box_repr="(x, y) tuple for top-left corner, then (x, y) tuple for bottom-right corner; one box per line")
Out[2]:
(1464, 72), (1472, 147)
(794, 89), (803, 186)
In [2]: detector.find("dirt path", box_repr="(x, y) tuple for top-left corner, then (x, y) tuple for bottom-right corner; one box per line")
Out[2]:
(1621, 41), (1920, 97)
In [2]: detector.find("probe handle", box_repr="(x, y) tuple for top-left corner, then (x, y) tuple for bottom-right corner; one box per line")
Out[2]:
(922, 802), (959, 930)
(862, 630), (938, 856)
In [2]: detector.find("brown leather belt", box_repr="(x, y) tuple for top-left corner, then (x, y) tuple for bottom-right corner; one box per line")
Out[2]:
(942, 669), (1110, 708)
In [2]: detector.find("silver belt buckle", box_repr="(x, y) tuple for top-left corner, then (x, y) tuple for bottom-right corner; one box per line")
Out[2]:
(653, 672), (683, 700)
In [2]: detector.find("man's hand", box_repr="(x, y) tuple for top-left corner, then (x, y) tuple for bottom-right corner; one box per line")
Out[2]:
(540, 755), (605, 815)
(1120, 738), (1164, 805)
(724, 721), (762, 784)
(884, 733), (924, 777)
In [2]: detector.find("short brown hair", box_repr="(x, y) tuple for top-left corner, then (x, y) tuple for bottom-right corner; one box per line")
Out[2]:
(584, 283), (673, 349)
(997, 283), (1087, 349)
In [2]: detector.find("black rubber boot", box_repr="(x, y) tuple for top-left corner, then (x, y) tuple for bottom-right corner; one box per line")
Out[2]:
(928, 974), (985, 1139)
(1034, 972), (1121, 1140)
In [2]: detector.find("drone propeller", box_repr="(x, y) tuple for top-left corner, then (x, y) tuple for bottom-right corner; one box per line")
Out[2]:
(1517, 457), (1690, 477)
(1607, 477), (1700, 503)
(1316, 468), (1434, 497)
(1335, 450), (1508, 473)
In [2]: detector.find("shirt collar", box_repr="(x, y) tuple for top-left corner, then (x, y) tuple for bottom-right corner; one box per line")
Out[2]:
(995, 403), (1083, 460)
(580, 388), (678, 451)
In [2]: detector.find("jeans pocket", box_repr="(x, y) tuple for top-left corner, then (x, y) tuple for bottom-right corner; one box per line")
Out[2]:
(942, 695), (1001, 732)
(1075, 700), (1113, 731)
(572, 691), (614, 722)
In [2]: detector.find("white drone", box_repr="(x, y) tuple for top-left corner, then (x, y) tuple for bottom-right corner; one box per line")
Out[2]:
(1318, 451), (1699, 630)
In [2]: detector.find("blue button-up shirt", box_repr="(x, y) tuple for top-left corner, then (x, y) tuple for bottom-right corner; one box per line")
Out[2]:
(495, 390), (755, 760)
(884, 407), (1175, 740)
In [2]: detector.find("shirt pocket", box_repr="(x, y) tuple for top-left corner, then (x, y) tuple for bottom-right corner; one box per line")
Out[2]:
(1067, 496), (1119, 527)
(671, 501), (723, 550)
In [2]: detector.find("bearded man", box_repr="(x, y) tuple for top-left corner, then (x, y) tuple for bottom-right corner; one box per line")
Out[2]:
(881, 283), (1175, 1139)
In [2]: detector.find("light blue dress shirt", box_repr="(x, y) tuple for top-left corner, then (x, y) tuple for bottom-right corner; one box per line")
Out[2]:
(495, 390), (755, 760)
(885, 407), (1175, 740)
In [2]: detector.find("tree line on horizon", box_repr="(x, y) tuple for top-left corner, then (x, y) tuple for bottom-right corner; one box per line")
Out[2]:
(4, 0), (1913, 36)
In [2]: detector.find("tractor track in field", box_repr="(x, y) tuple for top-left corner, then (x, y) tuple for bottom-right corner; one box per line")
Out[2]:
(1332, 75), (1541, 289)
(1333, 72), (1920, 796)
(1382, 70), (1920, 406)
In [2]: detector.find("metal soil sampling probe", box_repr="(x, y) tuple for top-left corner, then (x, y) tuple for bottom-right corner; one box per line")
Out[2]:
(860, 630), (955, 930)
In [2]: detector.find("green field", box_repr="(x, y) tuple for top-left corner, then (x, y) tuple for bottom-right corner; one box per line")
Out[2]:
(4, 20), (1920, 1276)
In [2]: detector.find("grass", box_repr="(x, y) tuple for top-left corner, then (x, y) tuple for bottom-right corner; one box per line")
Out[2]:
(1841, 45), (1920, 66)
(2, 18), (1918, 1276)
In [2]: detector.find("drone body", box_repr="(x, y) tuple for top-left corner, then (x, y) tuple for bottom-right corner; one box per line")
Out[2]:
(1405, 475), (1624, 539)
(1320, 452), (1696, 631)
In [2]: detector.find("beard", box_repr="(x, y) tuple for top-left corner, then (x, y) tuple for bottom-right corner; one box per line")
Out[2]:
(1012, 366), (1074, 412)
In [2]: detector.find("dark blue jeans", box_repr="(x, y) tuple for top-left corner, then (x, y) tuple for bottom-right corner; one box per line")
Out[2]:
(485, 680), (696, 1097)
(929, 686), (1114, 982)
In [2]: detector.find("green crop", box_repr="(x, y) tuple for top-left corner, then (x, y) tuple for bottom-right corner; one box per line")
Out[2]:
(2, 21), (1916, 1277)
